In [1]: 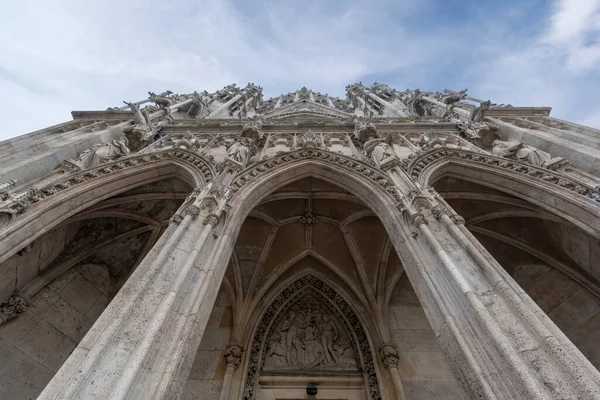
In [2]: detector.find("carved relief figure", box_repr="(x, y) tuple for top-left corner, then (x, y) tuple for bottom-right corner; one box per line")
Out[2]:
(263, 295), (358, 371)
(492, 139), (561, 167)
(74, 137), (130, 169)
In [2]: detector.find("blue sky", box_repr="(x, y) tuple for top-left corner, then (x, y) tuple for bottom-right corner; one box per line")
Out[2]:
(1, 0), (600, 140)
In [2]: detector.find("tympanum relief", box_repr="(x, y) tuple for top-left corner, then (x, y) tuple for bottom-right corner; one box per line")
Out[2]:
(263, 293), (358, 371)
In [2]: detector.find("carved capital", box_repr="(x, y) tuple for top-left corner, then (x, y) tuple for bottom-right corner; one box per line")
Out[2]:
(169, 214), (184, 225)
(380, 345), (400, 370)
(431, 205), (448, 220)
(450, 214), (465, 225)
(185, 205), (201, 219)
(224, 345), (243, 370)
(411, 213), (427, 228)
(0, 295), (27, 325)
(203, 214), (219, 226)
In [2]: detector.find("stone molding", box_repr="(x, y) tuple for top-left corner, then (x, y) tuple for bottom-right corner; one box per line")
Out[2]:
(407, 148), (600, 203)
(230, 149), (398, 201)
(242, 275), (381, 400)
(0, 149), (215, 219)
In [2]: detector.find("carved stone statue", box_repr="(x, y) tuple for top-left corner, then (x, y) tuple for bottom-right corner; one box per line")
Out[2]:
(148, 91), (174, 108)
(364, 138), (394, 165)
(240, 121), (263, 143)
(440, 89), (468, 104)
(457, 121), (500, 149)
(226, 137), (255, 165)
(492, 139), (561, 167)
(354, 121), (378, 143)
(263, 294), (357, 370)
(174, 132), (201, 152)
(74, 137), (130, 169)
(123, 101), (150, 126)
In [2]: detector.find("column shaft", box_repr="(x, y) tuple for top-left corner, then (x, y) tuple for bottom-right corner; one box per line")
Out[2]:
(38, 208), (224, 399)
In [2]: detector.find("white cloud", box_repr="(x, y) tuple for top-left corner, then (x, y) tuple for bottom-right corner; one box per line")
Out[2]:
(465, 0), (600, 128)
(1, 0), (600, 140)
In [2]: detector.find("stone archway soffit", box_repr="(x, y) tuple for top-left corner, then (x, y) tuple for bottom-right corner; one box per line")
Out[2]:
(412, 149), (600, 206)
(244, 250), (371, 331)
(466, 210), (566, 227)
(440, 191), (544, 212)
(413, 153), (600, 238)
(229, 150), (399, 218)
(65, 209), (165, 228)
(259, 191), (362, 204)
(470, 226), (600, 299)
(83, 192), (189, 212)
(0, 153), (212, 264)
(20, 225), (156, 299)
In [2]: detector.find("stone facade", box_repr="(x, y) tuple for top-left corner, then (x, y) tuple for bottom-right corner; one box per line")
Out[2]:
(1, 84), (600, 399)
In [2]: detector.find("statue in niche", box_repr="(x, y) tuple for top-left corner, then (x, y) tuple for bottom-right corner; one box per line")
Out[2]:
(226, 136), (256, 165)
(74, 137), (130, 169)
(364, 136), (394, 165)
(174, 132), (201, 152)
(492, 139), (562, 167)
(263, 295), (357, 370)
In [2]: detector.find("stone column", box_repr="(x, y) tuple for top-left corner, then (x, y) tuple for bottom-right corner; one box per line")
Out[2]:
(393, 185), (600, 399)
(38, 191), (229, 399)
(380, 345), (406, 400)
(218, 344), (243, 400)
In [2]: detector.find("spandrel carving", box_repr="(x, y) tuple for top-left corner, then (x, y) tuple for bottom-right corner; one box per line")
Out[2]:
(263, 294), (358, 371)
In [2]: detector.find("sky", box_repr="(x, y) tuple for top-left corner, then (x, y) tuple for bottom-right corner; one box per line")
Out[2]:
(1, 0), (600, 140)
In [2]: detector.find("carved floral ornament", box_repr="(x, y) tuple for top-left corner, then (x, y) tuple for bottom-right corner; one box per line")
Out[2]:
(243, 275), (382, 400)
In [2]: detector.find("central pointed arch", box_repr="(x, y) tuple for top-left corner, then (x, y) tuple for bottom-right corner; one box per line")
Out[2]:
(242, 274), (382, 399)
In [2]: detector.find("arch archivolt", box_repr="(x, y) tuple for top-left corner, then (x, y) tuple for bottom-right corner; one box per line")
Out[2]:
(237, 273), (384, 400)
(410, 148), (600, 238)
(0, 150), (214, 264)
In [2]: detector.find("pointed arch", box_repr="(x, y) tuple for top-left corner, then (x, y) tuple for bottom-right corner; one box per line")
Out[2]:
(0, 152), (212, 264)
(411, 148), (600, 238)
(240, 274), (383, 400)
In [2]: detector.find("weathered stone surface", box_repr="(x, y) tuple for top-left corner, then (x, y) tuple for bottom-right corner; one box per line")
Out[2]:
(2, 83), (600, 400)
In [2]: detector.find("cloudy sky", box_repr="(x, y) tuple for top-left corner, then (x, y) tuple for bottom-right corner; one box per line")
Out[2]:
(1, 0), (600, 140)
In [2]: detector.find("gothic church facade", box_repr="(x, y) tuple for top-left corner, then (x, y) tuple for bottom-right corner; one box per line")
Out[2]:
(1, 83), (600, 399)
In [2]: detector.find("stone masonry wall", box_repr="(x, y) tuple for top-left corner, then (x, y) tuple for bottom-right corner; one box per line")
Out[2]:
(388, 275), (465, 399)
(181, 289), (233, 400)
(0, 263), (109, 399)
